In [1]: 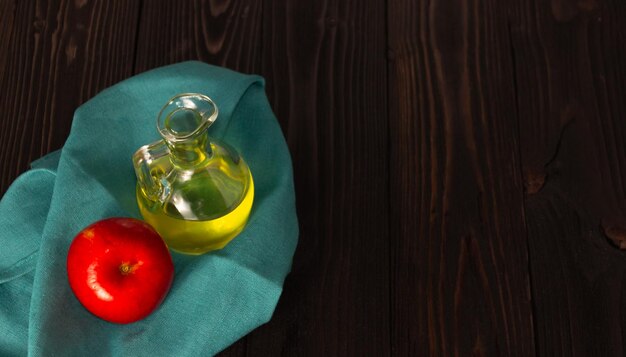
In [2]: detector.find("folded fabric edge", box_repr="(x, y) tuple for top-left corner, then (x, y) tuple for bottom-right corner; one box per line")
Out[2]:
(0, 251), (38, 284)
(30, 150), (61, 172)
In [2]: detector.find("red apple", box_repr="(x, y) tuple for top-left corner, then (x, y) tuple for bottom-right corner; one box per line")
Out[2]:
(67, 217), (174, 324)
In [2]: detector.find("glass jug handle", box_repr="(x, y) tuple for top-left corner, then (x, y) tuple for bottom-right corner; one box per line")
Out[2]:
(133, 140), (171, 203)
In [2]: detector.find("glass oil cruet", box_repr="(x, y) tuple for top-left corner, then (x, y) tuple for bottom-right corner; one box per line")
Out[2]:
(133, 93), (254, 255)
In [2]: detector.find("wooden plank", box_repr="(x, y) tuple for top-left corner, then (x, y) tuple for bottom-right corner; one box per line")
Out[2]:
(234, 1), (389, 356)
(0, 0), (140, 195)
(510, 1), (626, 355)
(133, 0), (263, 74)
(245, 0), (390, 354)
(242, 0), (391, 355)
(0, 0), (16, 86)
(388, 0), (536, 355)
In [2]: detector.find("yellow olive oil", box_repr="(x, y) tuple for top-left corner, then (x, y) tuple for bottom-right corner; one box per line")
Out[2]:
(136, 142), (254, 255)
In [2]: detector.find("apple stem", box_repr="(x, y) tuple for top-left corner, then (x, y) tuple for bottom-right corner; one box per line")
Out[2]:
(120, 264), (130, 275)
(119, 261), (142, 275)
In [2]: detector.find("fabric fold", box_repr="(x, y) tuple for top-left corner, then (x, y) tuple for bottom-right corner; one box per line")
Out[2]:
(0, 61), (298, 356)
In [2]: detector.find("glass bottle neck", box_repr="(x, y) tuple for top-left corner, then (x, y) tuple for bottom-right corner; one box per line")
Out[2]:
(166, 134), (212, 167)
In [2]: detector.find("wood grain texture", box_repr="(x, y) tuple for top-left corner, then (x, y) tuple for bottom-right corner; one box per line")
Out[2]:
(133, 0), (263, 74)
(243, 0), (390, 355)
(3, 0), (626, 355)
(0, 0), (140, 195)
(510, 0), (626, 355)
(0, 0), (16, 84)
(388, 0), (535, 355)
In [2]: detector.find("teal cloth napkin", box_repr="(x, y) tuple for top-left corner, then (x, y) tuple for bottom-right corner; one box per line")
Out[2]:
(0, 62), (298, 356)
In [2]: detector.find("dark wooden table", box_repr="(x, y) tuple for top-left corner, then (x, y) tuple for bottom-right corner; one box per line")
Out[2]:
(2, 0), (626, 355)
